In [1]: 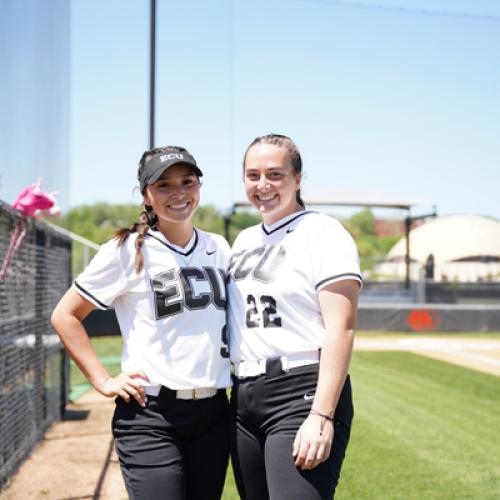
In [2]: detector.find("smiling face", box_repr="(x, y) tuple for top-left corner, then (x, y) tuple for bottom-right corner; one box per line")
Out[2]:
(244, 143), (302, 225)
(143, 163), (200, 235)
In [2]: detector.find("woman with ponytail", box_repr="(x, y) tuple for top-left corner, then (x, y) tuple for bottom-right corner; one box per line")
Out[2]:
(52, 146), (231, 500)
(227, 134), (362, 499)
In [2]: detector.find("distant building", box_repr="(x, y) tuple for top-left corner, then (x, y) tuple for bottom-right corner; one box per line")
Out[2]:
(375, 215), (500, 282)
(373, 218), (425, 239)
(374, 218), (403, 238)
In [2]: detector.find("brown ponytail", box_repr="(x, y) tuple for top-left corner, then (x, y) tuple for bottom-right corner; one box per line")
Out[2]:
(114, 206), (155, 273)
(295, 188), (305, 208)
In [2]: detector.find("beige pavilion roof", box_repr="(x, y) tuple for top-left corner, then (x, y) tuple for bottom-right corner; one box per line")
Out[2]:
(387, 214), (500, 264)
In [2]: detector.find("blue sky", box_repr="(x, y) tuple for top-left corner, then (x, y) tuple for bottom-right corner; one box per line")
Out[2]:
(70, 0), (500, 219)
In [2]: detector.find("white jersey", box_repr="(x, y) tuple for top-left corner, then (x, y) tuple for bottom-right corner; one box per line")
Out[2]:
(227, 211), (362, 363)
(73, 227), (231, 390)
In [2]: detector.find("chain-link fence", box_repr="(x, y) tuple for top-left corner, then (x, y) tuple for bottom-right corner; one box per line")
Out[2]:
(0, 200), (71, 488)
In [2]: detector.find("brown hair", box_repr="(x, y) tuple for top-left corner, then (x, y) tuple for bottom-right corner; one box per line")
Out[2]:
(243, 133), (305, 208)
(115, 145), (197, 273)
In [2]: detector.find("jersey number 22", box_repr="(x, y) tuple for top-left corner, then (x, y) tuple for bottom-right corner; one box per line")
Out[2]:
(245, 294), (282, 328)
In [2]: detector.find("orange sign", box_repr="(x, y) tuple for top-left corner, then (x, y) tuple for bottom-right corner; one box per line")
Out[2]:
(407, 309), (441, 332)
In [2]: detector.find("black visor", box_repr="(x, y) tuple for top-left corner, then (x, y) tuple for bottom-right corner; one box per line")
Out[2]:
(139, 152), (203, 192)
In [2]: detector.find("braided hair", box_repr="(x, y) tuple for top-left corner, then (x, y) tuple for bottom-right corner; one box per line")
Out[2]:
(115, 146), (194, 273)
(243, 134), (305, 208)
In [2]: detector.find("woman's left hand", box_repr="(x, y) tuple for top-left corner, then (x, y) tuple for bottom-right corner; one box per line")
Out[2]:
(292, 413), (334, 470)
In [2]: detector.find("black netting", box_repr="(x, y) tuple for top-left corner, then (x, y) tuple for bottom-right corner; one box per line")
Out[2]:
(0, 200), (70, 488)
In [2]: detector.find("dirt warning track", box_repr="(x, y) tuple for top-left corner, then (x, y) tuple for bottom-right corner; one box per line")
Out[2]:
(0, 391), (127, 500)
(355, 335), (500, 377)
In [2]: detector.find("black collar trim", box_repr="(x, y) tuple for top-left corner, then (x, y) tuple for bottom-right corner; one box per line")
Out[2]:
(147, 228), (198, 256)
(261, 211), (317, 235)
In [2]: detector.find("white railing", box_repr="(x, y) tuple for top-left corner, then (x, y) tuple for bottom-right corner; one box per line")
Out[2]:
(46, 222), (100, 276)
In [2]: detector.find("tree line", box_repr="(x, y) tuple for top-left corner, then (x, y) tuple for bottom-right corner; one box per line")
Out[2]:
(50, 204), (399, 271)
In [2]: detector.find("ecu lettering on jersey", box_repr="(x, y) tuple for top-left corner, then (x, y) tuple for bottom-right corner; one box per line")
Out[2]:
(151, 266), (227, 319)
(229, 245), (286, 283)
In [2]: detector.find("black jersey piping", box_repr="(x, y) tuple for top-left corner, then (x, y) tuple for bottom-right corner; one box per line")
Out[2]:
(261, 211), (317, 235)
(74, 281), (110, 309)
(146, 228), (199, 256)
(315, 273), (363, 290)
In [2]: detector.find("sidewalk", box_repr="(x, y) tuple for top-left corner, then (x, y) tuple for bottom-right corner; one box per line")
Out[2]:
(1, 390), (127, 500)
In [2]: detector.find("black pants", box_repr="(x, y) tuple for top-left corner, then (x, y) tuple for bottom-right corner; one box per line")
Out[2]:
(230, 364), (353, 500)
(112, 388), (229, 500)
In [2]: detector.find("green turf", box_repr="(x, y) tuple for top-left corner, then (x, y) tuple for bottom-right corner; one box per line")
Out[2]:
(69, 336), (123, 400)
(68, 335), (500, 498)
(336, 351), (500, 500)
(221, 461), (239, 499)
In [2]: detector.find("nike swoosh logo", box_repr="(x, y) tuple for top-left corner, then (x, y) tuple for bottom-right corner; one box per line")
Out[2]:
(303, 393), (315, 401)
(286, 228), (294, 233)
(206, 250), (216, 255)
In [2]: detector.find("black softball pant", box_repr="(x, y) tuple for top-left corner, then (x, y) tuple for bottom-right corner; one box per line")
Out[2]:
(112, 388), (229, 500)
(230, 364), (353, 500)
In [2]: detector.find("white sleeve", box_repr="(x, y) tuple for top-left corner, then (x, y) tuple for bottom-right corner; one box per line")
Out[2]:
(311, 218), (363, 291)
(72, 238), (130, 309)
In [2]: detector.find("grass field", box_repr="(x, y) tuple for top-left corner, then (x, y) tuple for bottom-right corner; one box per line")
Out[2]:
(69, 337), (123, 400)
(71, 335), (500, 499)
(337, 351), (500, 499)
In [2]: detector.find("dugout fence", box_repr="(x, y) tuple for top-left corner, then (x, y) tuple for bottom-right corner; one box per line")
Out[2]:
(0, 200), (71, 489)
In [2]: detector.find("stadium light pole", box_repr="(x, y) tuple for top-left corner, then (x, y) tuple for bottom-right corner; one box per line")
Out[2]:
(149, 0), (156, 149)
(404, 206), (438, 289)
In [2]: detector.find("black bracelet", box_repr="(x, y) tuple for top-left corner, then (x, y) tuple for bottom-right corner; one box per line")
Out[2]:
(310, 409), (334, 421)
(310, 409), (334, 435)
